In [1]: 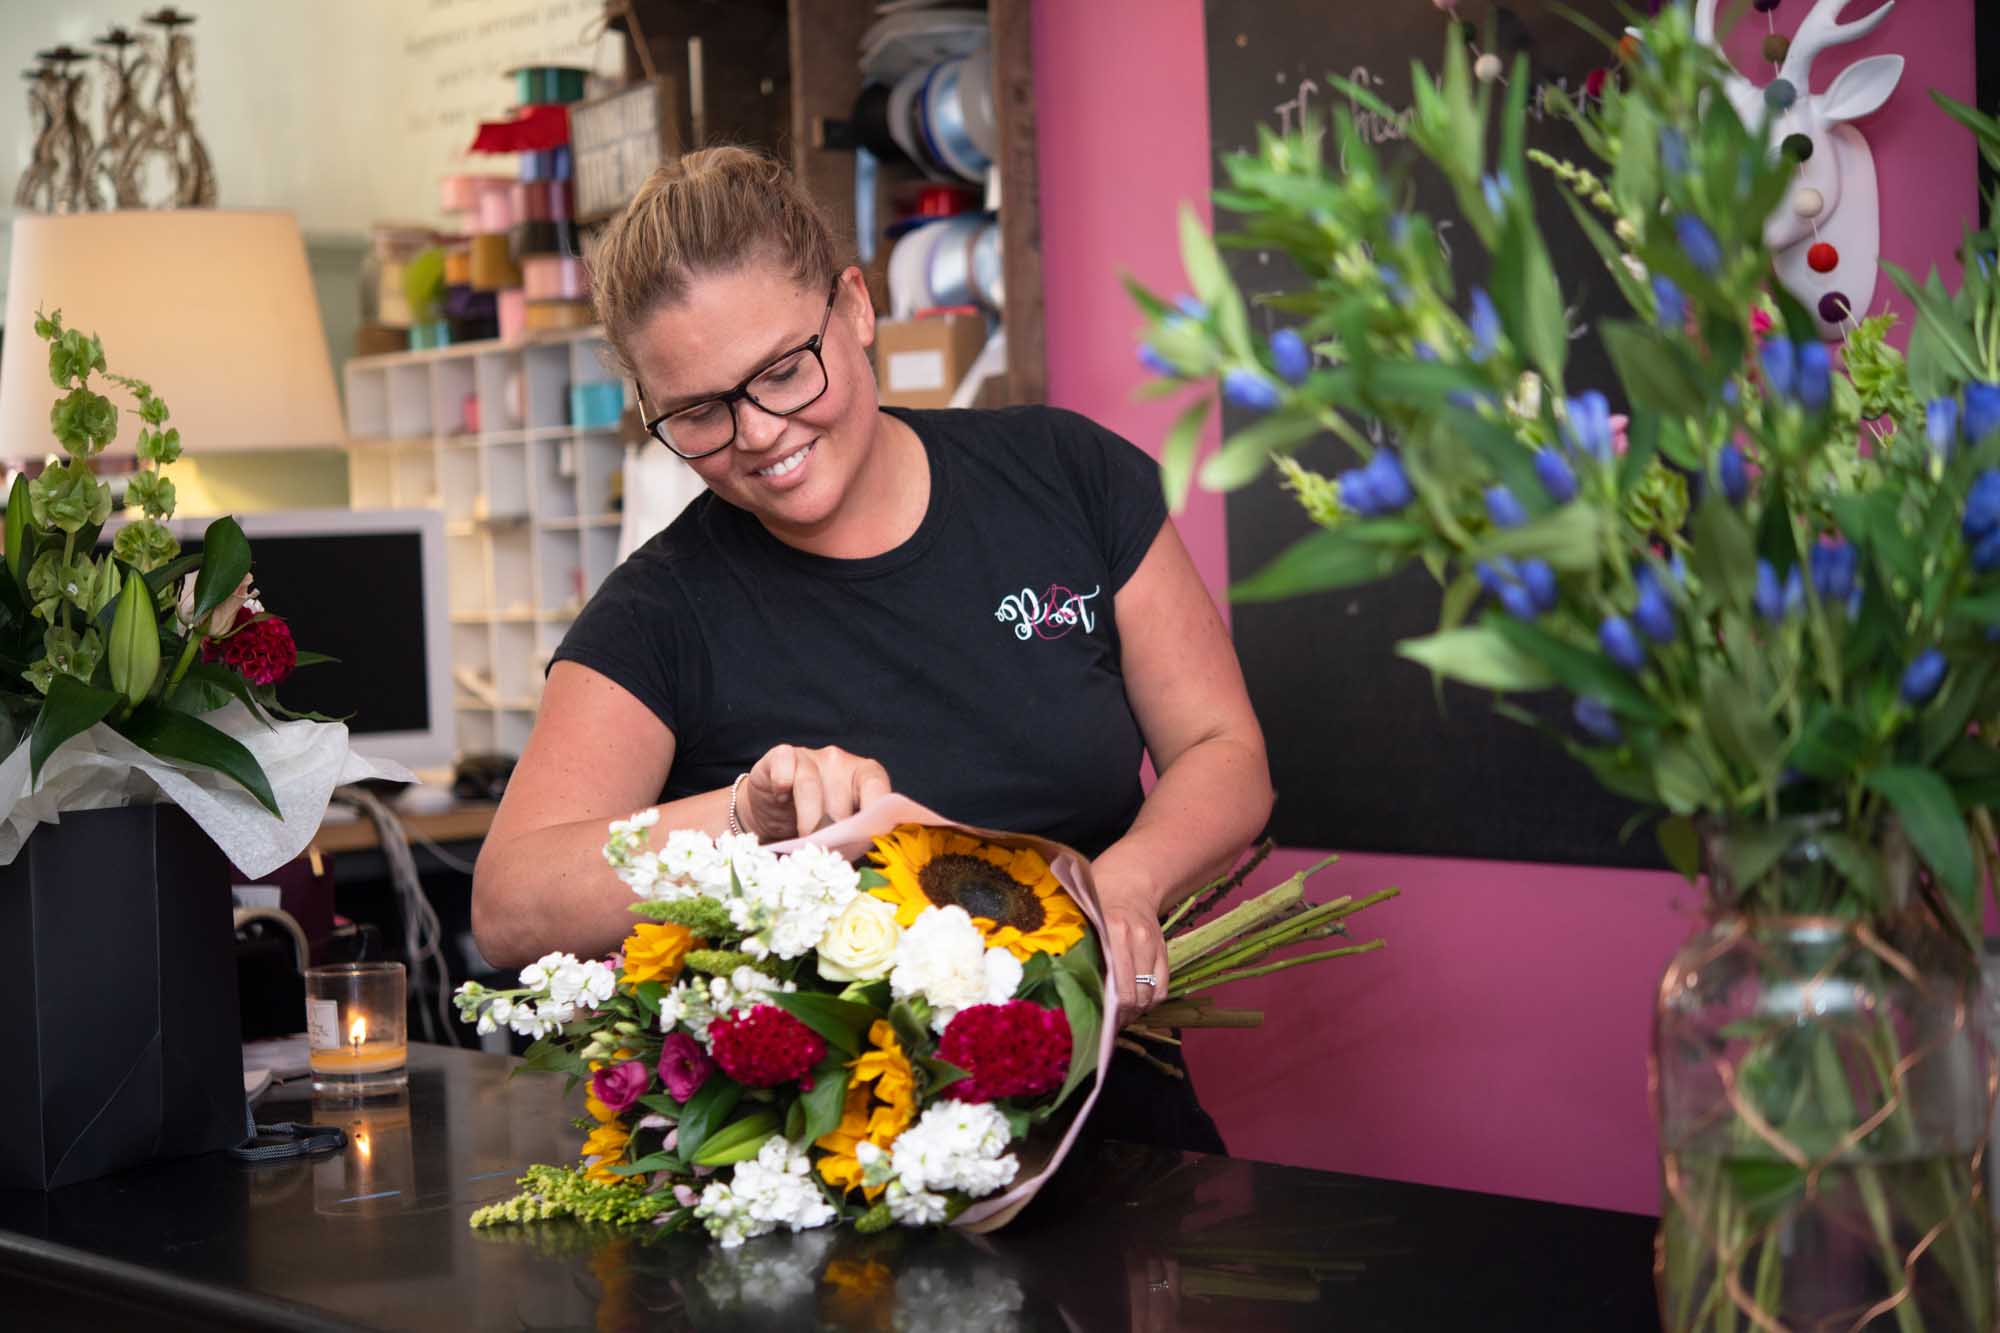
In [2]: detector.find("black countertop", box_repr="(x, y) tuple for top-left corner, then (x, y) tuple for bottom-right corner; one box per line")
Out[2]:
(0, 1045), (1660, 1331)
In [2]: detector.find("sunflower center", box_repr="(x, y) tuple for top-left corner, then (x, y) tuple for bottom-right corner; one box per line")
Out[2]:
(917, 854), (1046, 932)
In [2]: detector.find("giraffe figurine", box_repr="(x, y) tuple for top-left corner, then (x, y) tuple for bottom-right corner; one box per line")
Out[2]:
(14, 64), (63, 212)
(144, 7), (215, 208)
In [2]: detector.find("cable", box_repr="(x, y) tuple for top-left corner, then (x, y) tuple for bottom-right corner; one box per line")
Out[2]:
(330, 785), (461, 1048)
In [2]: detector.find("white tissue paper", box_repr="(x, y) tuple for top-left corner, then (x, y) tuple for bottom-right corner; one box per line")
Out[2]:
(0, 701), (412, 878)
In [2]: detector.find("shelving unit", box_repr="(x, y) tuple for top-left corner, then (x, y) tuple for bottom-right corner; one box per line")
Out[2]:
(343, 328), (640, 758)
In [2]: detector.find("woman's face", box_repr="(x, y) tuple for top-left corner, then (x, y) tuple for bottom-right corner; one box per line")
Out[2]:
(628, 260), (880, 537)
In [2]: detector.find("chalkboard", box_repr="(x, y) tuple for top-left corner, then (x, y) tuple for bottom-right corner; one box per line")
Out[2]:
(1204, 0), (1663, 868)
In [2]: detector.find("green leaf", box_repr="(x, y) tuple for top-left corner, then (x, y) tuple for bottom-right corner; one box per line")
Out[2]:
(113, 702), (280, 815)
(188, 517), (252, 628)
(1488, 615), (1662, 721)
(1657, 815), (1701, 882)
(673, 1079), (741, 1164)
(1470, 503), (1603, 573)
(630, 980), (667, 1021)
(783, 1097), (805, 1143)
(518, 1038), (591, 1078)
(1159, 396), (1210, 513)
(1601, 320), (1705, 417)
(1229, 529), (1398, 603)
(1691, 496), (1756, 613)
(764, 991), (877, 1059)
(1883, 263), (1982, 382)
(1611, 97), (1660, 221)
(1397, 624), (1555, 692)
(604, 1150), (680, 1179)
(888, 1001), (932, 1060)
(1918, 659), (1995, 766)
(918, 1055), (972, 1096)
(1015, 950), (1056, 1002)
(1653, 741), (1719, 815)
(1722, 1160), (1805, 1227)
(636, 1093), (682, 1119)
(690, 1109), (783, 1166)
(4, 477), (28, 587)
(1864, 766), (1976, 909)
(1179, 203), (1229, 312)
(1055, 932), (1104, 1003)
(1198, 412), (1323, 492)
(290, 650), (339, 669)
(1788, 708), (1867, 782)
(1496, 213), (1568, 391)
(1701, 674), (1782, 781)
(106, 571), (161, 708)
(799, 1052), (850, 1145)
(1818, 833), (1887, 912)
(1049, 969), (1102, 1114)
(29, 674), (120, 784)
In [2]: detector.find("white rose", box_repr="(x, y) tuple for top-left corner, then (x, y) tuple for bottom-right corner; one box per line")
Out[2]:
(177, 571), (255, 637)
(816, 894), (902, 982)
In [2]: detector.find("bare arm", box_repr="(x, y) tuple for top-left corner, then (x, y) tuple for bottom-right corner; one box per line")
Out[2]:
(1092, 522), (1274, 1013)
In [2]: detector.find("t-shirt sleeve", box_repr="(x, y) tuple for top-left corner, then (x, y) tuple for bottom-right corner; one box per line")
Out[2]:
(548, 555), (687, 738)
(1045, 408), (1169, 591)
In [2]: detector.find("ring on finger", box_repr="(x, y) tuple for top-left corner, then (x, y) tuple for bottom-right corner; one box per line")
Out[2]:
(1135, 973), (1158, 988)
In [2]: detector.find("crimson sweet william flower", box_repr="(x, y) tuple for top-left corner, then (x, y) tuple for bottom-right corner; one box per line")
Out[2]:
(590, 1058), (651, 1114)
(707, 1005), (824, 1089)
(937, 1000), (1072, 1102)
(658, 1031), (715, 1102)
(201, 607), (297, 686)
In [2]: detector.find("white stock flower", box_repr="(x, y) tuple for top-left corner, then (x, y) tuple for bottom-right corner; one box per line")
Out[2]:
(888, 1101), (1018, 1200)
(889, 906), (1025, 1031)
(546, 957), (616, 1011)
(694, 1136), (836, 1248)
(883, 1179), (950, 1227)
(892, 1267), (1026, 1333)
(517, 951), (570, 992)
(816, 894), (902, 982)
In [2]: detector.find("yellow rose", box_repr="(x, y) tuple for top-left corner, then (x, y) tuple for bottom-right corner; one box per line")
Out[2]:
(620, 922), (696, 988)
(816, 894), (902, 982)
(581, 1119), (631, 1184)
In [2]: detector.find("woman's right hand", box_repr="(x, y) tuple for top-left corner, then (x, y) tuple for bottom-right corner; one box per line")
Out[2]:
(740, 744), (892, 839)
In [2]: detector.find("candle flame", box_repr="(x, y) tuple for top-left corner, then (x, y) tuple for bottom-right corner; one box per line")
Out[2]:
(354, 1130), (371, 1158)
(349, 1015), (368, 1046)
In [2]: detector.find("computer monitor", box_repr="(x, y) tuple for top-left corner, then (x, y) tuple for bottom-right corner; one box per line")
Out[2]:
(100, 508), (454, 775)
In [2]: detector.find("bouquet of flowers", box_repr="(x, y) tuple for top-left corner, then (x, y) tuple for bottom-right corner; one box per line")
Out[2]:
(455, 796), (1394, 1246)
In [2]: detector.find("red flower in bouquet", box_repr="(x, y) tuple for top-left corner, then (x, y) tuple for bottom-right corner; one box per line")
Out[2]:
(708, 1005), (826, 1089)
(201, 607), (297, 686)
(590, 1058), (652, 1115)
(937, 999), (1072, 1102)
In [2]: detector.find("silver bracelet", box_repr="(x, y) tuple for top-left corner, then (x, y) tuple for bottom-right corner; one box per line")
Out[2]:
(726, 772), (751, 837)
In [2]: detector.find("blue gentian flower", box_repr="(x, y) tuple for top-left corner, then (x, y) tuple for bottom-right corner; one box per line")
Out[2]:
(1485, 485), (1529, 529)
(1563, 391), (1613, 461)
(1482, 172), (1511, 218)
(1270, 328), (1311, 384)
(1521, 558), (1558, 613)
(1900, 649), (1949, 705)
(1338, 469), (1380, 515)
(1927, 396), (1961, 459)
(1797, 341), (1831, 412)
(1722, 379), (1741, 407)
(1380, 264), (1410, 304)
(1174, 294), (1208, 321)
(1976, 527), (2000, 575)
(1222, 368), (1281, 413)
(1652, 275), (1686, 330)
(1362, 449), (1414, 511)
(1717, 443), (1749, 504)
(1468, 288), (1501, 363)
(1573, 696), (1623, 744)
(1754, 559), (1785, 622)
(1783, 566), (1806, 618)
(1387, 214), (1412, 246)
(1810, 541), (1857, 602)
(1413, 341), (1439, 362)
(1676, 214), (1723, 275)
(1138, 343), (1175, 377)
(1534, 448), (1578, 503)
(1659, 128), (1690, 175)
(1475, 556), (1520, 597)
(1497, 582), (1538, 620)
(1600, 615), (1647, 672)
(1633, 568), (1676, 643)
(1963, 469), (2000, 544)
(1760, 337), (1797, 399)
(1966, 383), (2000, 446)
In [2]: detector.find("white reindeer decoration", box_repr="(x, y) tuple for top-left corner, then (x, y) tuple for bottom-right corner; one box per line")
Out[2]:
(1694, 0), (1904, 340)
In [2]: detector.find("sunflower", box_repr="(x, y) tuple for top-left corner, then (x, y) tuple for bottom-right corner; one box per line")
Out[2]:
(867, 824), (1086, 960)
(814, 1019), (915, 1201)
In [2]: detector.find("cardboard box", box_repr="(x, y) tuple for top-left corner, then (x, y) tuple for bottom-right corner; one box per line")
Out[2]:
(875, 314), (989, 410)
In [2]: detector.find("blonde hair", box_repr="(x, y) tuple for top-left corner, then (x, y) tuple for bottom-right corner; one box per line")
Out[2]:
(589, 146), (843, 375)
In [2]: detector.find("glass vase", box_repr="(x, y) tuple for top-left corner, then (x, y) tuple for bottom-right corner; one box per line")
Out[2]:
(1654, 817), (1996, 1332)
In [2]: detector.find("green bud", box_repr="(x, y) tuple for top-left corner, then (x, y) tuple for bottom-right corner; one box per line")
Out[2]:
(29, 460), (112, 534)
(125, 470), (175, 520)
(49, 387), (117, 455)
(111, 518), (180, 574)
(136, 427), (182, 466)
(86, 554), (121, 618)
(854, 1201), (893, 1234)
(613, 1021), (643, 1037)
(26, 550), (95, 622)
(4, 475), (30, 585)
(26, 625), (104, 694)
(107, 570), (160, 707)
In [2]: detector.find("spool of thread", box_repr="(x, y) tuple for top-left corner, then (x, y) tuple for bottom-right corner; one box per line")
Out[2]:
(470, 233), (521, 292)
(439, 174), (503, 214)
(520, 146), (573, 183)
(442, 285), (498, 322)
(353, 324), (410, 357)
(443, 246), (473, 286)
(498, 289), (528, 342)
(512, 65), (587, 106)
(523, 254), (588, 301)
(510, 218), (578, 261)
(447, 315), (500, 344)
(513, 179), (574, 223)
(523, 299), (594, 333)
(477, 181), (518, 234)
(569, 381), (625, 430)
(410, 319), (450, 350)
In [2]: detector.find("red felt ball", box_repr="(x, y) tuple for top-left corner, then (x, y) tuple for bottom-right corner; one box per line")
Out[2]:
(1807, 242), (1839, 274)
(1584, 68), (1609, 99)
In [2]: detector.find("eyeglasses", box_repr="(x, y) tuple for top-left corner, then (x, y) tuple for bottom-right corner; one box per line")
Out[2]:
(636, 281), (840, 460)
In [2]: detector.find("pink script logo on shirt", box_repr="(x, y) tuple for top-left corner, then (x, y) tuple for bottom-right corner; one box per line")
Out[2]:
(994, 584), (1101, 641)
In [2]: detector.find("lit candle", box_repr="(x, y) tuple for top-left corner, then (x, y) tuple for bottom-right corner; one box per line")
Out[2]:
(308, 1011), (408, 1075)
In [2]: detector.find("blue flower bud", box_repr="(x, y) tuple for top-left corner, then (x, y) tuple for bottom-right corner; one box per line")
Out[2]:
(1474, 557), (1518, 596)
(1174, 294), (1208, 321)
(1387, 214), (1412, 246)
(1633, 572), (1676, 644)
(1600, 615), (1647, 672)
(1759, 337), (1797, 399)
(1754, 559), (1784, 622)
(1498, 582), (1539, 620)
(1573, 696), (1623, 744)
(1675, 214), (1723, 275)
(1783, 566), (1805, 618)
(1667, 553), (1688, 587)
(1534, 448), (1578, 503)
(1563, 391), (1613, 462)
(1222, 368), (1281, 413)
(1927, 396), (1961, 459)
(1810, 540), (1856, 602)
(1468, 288), (1501, 363)
(1413, 341), (1439, 362)
(1966, 383), (2000, 446)
(1363, 449), (1414, 510)
(1900, 649), (1948, 705)
(1722, 379), (1741, 406)
(1717, 443), (1749, 505)
(1138, 343), (1176, 377)
(1485, 484), (1529, 529)
(1963, 470), (2000, 543)
(1482, 172), (1511, 219)
(1446, 390), (1491, 411)
(1338, 468), (1380, 516)
(1520, 558), (1558, 613)
(1379, 264), (1410, 304)
(1660, 128), (1690, 176)
(1797, 341), (1831, 412)
(1652, 275), (1686, 330)
(1270, 328), (1311, 385)
(1975, 527), (2000, 575)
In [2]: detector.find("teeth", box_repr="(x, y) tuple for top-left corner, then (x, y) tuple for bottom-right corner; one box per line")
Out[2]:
(756, 442), (812, 478)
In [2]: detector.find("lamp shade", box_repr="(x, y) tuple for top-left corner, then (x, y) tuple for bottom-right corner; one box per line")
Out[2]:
(0, 210), (345, 462)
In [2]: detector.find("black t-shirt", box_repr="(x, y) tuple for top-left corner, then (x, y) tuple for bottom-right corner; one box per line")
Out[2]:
(552, 405), (1169, 859)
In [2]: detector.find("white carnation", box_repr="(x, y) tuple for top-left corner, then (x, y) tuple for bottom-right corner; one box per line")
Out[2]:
(694, 1136), (836, 1248)
(750, 843), (861, 961)
(889, 907), (1025, 1031)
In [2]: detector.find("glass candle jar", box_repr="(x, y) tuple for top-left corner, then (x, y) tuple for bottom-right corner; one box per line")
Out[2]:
(304, 962), (408, 1096)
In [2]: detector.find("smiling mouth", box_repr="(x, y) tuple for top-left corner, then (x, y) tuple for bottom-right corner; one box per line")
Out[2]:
(753, 440), (815, 479)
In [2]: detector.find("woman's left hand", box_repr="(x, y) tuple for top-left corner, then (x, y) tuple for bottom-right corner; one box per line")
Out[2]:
(1097, 894), (1169, 1019)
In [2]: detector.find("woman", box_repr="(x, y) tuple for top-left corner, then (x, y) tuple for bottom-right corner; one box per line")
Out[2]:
(472, 147), (1272, 1154)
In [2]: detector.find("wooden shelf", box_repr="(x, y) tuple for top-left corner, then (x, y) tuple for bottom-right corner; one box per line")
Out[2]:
(538, 514), (622, 530)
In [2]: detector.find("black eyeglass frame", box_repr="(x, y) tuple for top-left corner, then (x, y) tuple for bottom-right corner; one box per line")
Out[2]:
(635, 279), (841, 460)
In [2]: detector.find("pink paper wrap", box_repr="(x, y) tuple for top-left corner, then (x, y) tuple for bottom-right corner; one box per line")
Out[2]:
(768, 794), (1122, 1233)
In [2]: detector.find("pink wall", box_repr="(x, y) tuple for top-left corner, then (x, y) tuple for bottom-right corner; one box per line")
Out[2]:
(1032, 0), (1980, 1215)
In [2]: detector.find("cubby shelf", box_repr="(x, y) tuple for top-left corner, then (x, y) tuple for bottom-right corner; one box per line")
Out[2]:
(345, 327), (637, 760)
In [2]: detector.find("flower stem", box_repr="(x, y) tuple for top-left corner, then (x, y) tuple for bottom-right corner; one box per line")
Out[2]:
(1170, 940), (1386, 998)
(159, 632), (200, 702)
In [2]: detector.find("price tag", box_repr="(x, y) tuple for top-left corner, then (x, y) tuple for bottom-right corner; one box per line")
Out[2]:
(306, 999), (341, 1051)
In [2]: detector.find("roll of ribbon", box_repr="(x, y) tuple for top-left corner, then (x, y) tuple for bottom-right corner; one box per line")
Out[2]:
(498, 288), (528, 343)
(439, 174), (504, 214)
(921, 58), (991, 184)
(447, 315), (500, 344)
(523, 299), (594, 332)
(442, 285), (499, 321)
(523, 254), (588, 302)
(469, 233), (521, 292)
(569, 381), (625, 430)
(511, 65), (587, 106)
(476, 180), (517, 234)
(443, 246), (474, 287)
(520, 146), (574, 183)
(970, 220), (1003, 312)
(510, 218), (579, 260)
(923, 214), (989, 310)
(513, 180), (574, 223)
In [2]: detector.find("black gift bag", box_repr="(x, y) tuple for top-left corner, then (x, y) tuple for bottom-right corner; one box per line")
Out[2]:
(0, 803), (244, 1190)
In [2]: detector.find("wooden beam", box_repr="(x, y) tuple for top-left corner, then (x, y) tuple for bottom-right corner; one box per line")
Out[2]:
(989, 0), (1045, 406)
